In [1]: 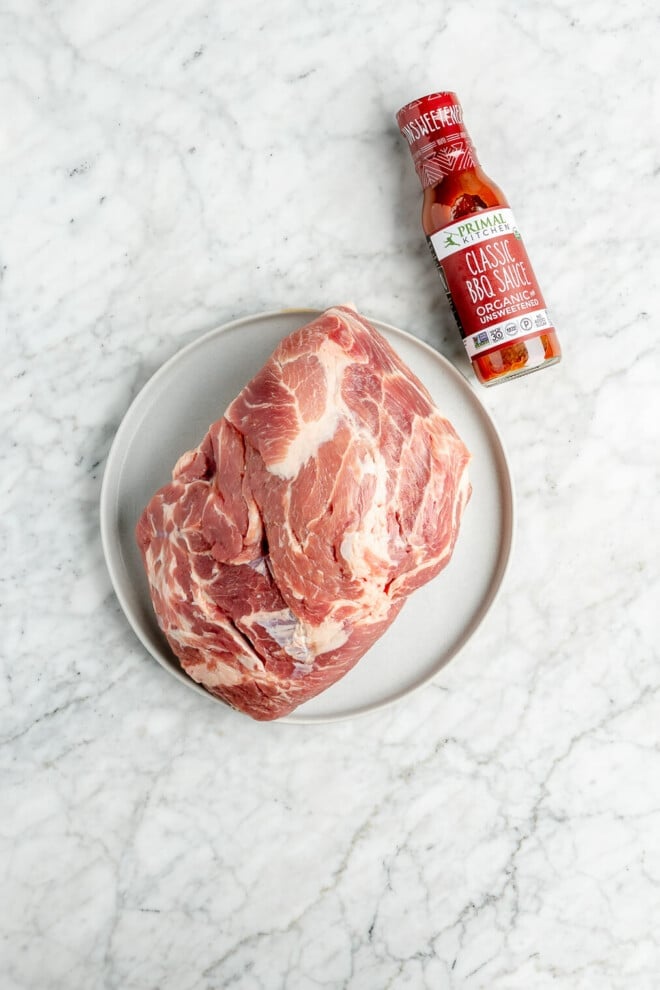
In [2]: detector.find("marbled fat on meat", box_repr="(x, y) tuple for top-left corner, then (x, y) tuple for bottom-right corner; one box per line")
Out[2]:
(136, 307), (472, 720)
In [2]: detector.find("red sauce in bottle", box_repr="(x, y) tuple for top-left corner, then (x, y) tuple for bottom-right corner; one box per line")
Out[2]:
(397, 92), (561, 386)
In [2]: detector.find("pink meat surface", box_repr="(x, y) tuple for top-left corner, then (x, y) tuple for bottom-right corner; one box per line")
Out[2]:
(136, 306), (471, 720)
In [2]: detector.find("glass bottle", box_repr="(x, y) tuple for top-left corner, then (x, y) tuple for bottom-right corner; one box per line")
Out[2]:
(396, 91), (561, 386)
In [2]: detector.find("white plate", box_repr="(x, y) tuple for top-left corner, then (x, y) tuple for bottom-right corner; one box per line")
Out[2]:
(100, 310), (514, 723)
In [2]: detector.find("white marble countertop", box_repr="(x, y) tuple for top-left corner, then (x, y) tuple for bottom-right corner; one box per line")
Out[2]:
(3, 1), (660, 987)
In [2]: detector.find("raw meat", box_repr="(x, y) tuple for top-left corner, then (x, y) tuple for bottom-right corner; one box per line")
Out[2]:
(136, 306), (471, 720)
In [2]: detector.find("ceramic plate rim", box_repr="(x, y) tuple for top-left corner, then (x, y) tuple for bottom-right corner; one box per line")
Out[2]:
(100, 309), (515, 724)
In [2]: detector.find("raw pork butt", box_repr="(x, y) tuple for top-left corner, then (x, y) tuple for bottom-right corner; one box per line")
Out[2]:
(136, 307), (471, 720)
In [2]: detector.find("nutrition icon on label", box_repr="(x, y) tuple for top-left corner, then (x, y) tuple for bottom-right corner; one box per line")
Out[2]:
(505, 323), (518, 337)
(520, 317), (533, 332)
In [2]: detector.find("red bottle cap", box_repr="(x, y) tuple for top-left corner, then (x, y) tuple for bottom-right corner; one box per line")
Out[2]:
(396, 92), (478, 188)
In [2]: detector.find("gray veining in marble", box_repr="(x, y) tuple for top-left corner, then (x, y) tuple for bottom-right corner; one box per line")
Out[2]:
(2, 0), (660, 987)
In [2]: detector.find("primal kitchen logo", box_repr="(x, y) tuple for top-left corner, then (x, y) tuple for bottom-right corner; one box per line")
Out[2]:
(453, 212), (510, 244)
(431, 208), (527, 262)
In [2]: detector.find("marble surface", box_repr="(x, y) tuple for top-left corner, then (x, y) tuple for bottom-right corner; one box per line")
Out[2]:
(2, 0), (660, 986)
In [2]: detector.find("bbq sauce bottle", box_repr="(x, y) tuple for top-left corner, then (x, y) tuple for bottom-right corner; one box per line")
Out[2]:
(396, 91), (561, 386)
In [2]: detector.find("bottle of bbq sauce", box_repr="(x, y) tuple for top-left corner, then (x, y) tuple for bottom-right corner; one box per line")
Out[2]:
(397, 91), (561, 386)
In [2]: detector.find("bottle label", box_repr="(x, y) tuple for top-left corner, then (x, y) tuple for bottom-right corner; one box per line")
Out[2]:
(429, 207), (555, 359)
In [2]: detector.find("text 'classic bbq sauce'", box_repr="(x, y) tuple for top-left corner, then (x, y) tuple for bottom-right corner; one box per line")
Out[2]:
(396, 92), (561, 386)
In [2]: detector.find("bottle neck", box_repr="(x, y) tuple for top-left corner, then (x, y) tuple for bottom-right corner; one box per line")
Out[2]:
(412, 134), (480, 190)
